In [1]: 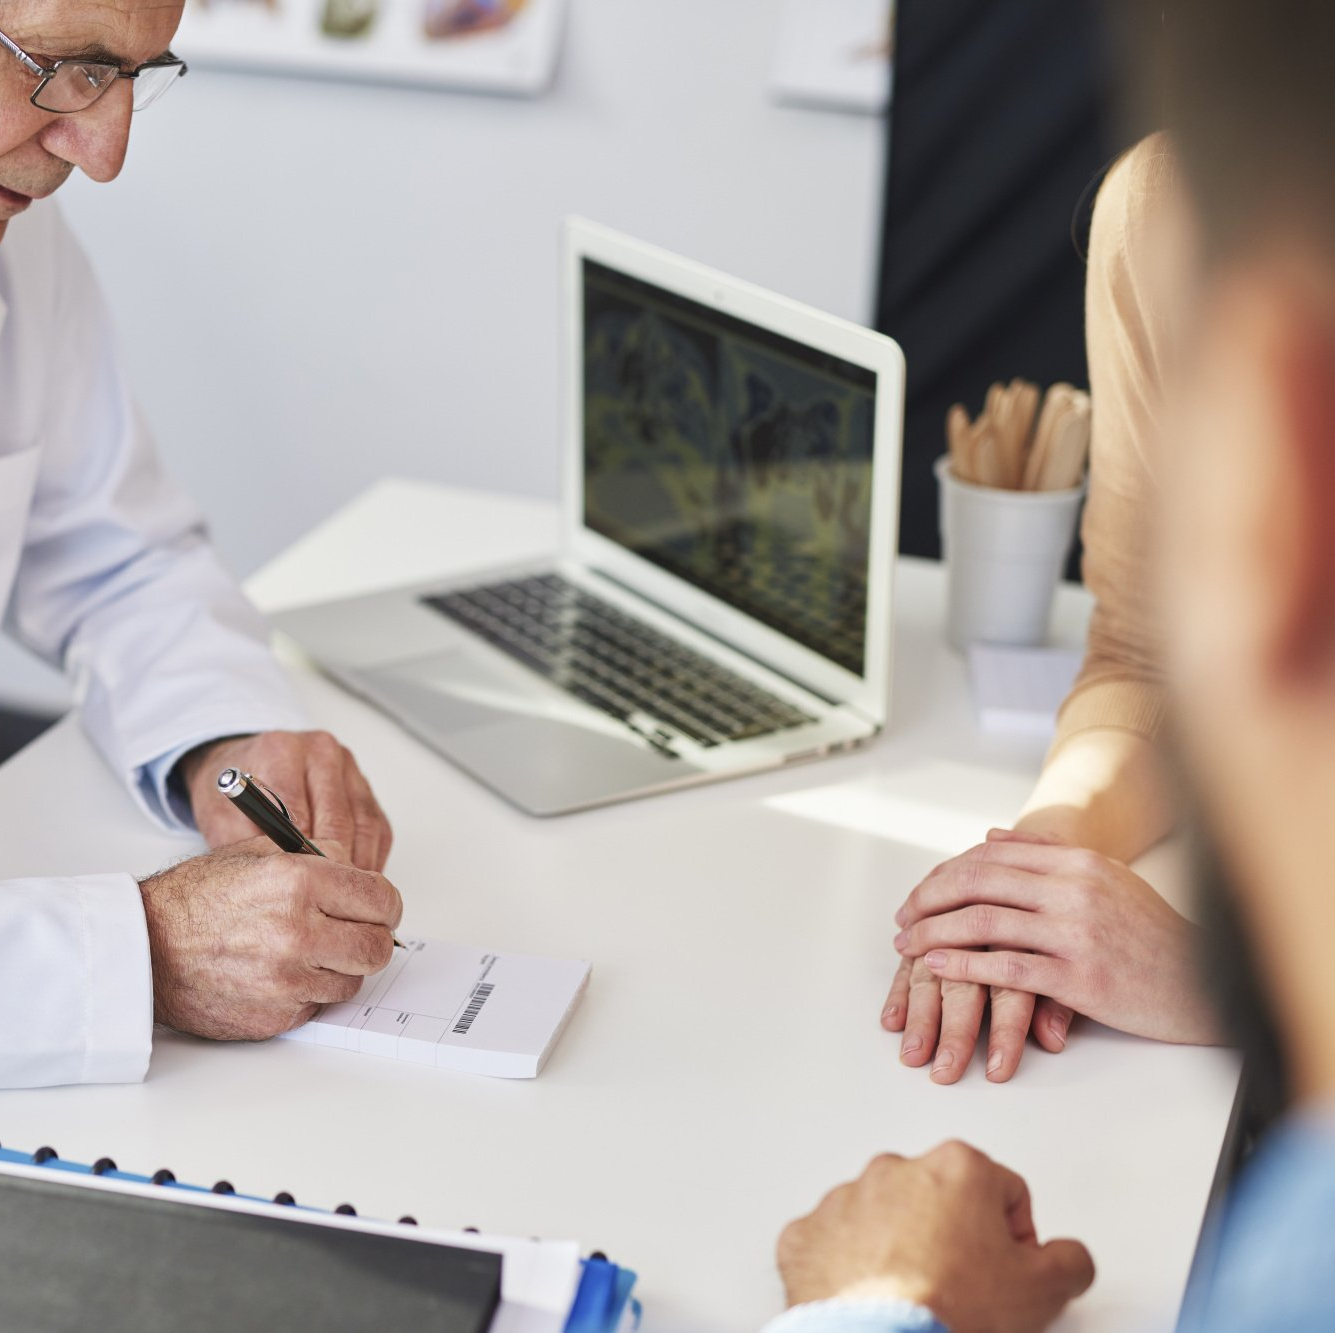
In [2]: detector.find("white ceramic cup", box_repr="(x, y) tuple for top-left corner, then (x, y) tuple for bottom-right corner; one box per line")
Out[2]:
(935, 455), (1086, 651)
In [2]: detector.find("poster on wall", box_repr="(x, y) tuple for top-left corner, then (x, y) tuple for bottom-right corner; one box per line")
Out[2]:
(770, 0), (895, 115)
(175, 0), (569, 98)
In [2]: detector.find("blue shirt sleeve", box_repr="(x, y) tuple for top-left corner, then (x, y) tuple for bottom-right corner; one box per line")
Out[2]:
(1178, 1111), (1335, 1333)
(761, 1299), (949, 1333)
(139, 740), (212, 831)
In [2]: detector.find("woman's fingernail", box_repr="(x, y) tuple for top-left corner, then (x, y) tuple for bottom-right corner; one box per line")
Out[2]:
(882, 1004), (901, 1023)
(987, 1049), (1004, 1077)
(901, 1035), (923, 1059)
(895, 906), (907, 927)
(1050, 1014), (1068, 1049)
(931, 1050), (955, 1078)
(924, 950), (947, 969)
(893, 931), (909, 951)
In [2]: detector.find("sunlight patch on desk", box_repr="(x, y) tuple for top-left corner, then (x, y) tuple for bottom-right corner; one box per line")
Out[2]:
(765, 763), (1036, 855)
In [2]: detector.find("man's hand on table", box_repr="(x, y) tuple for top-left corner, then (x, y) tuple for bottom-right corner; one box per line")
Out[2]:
(887, 831), (1218, 1065)
(179, 730), (393, 872)
(881, 831), (1075, 1084)
(880, 955), (1065, 1084)
(139, 837), (403, 1040)
(778, 1142), (1095, 1333)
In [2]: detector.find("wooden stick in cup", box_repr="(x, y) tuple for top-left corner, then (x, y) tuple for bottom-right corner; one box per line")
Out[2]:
(971, 425), (1006, 488)
(947, 403), (972, 481)
(985, 380), (1022, 489)
(998, 379), (1039, 490)
(1023, 382), (1073, 490)
(992, 383), (1018, 487)
(1037, 395), (1092, 491)
(1010, 380), (1040, 478)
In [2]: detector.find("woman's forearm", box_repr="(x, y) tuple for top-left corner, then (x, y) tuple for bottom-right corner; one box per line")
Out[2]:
(1016, 728), (1179, 861)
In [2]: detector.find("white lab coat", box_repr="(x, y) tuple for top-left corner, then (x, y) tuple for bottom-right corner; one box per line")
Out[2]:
(0, 201), (308, 1089)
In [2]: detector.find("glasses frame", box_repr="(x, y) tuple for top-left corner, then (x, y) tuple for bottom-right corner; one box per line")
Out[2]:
(0, 27), (187, 114)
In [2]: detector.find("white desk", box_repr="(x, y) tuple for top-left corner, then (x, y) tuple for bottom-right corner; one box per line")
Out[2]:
(0, 480), (1240, 1333)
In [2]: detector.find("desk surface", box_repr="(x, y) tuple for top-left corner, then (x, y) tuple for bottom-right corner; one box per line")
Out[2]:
(0, 480), (1240, 1333)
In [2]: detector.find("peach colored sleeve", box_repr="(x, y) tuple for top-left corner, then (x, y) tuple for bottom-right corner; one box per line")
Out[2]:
(1051, 133), (1177, 756)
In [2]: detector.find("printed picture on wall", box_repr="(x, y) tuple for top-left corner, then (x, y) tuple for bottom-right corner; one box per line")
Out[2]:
(176, 0), (567, 97)
(770, 0), (895, 115)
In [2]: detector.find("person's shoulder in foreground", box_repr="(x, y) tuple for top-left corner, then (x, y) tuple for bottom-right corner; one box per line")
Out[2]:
(1180, 1111), (1335, 1333)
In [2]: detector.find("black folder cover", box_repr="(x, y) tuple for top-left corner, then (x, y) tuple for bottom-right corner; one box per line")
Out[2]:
(0, 1170), (503, 1332)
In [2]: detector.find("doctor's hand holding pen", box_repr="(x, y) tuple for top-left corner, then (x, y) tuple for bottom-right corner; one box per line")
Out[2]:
(139, 835), (403, 1042)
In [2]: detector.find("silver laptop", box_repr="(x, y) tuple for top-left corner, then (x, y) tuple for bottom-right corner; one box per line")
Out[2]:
(274, 219), (905, 816)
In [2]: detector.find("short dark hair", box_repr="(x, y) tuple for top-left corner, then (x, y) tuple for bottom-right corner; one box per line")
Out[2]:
(1153, 0), (1335, 260)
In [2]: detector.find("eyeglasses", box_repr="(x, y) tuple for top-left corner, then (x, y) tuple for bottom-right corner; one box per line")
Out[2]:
(0, 28), (186, 114)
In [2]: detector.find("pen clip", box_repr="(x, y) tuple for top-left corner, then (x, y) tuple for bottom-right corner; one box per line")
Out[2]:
(247, 773), (325, 859)
(250, 775), (293, 822)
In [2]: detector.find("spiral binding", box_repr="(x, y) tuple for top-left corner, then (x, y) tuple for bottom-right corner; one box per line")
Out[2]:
(0, 1140), (328, 1215)
(0, 1141), (503, 1238)
(0, 1139), (542, 1236)
(0, 1138), (519, 1234)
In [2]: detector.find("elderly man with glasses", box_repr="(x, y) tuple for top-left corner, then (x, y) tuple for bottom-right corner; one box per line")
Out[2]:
(0, 2), (404, 1090)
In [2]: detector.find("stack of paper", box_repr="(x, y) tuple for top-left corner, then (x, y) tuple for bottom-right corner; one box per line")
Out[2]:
(281, 940), (591, 1078)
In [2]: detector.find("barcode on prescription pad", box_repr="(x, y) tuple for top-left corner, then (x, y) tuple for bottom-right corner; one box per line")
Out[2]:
(453, 982), (496, 1035)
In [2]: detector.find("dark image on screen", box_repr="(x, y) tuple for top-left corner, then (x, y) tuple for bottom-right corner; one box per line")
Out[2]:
(582, 260), (877, 676)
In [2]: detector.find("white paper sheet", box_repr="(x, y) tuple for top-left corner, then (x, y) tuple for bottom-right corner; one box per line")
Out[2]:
(280, 940), (591, 1078)
(967, 644), (1084, 739)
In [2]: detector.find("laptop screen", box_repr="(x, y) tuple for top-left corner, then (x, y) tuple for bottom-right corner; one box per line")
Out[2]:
(581, 258), (878, 677)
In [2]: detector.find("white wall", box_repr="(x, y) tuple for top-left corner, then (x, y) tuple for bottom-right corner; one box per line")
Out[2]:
(4, 0), (887, 711)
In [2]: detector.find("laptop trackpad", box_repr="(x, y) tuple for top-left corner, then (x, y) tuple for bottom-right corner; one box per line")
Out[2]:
(354, 652), (706, 816)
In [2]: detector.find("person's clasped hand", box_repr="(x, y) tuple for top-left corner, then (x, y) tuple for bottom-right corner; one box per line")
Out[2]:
(882, 828), (1077, 1084)
(778, 1142), (1095, 1333)
(179, 729), (393, 872)
(888, 830), (1218, 1067)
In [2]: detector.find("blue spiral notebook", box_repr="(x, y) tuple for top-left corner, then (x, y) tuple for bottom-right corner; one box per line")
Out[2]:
(0, 1143), (638, 1333)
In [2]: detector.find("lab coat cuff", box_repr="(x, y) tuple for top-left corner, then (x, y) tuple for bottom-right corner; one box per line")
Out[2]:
(132, 705), (312, 832)
(79, 872), (154, 1085)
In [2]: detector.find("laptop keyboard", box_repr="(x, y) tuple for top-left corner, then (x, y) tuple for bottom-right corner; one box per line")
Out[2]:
(421, 573), (816, 749)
